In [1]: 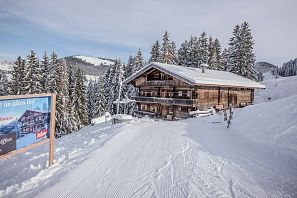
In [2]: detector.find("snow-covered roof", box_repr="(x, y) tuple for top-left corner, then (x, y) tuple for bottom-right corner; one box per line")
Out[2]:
(18, 109), (49, 122)
(124, 62), (265, 89)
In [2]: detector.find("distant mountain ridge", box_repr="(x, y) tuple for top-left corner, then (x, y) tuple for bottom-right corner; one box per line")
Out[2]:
(63, 55), (115, 77)
(254, 62), (277, 74)
(73, 55), (115, 66)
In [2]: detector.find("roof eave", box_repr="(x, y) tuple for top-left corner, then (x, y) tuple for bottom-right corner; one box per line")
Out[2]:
(123, 62), (195, 86)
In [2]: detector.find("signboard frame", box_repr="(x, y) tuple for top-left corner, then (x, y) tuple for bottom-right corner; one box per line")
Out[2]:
(0, 93), (56, 166)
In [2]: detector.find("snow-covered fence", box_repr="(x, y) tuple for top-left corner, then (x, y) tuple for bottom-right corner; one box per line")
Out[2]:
(91, 112), (112, 125)
(111, 114), (133, 124)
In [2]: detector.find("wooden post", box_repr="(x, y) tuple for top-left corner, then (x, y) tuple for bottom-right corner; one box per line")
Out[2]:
(251, 89), (254, 104)
(49, 93), (56, 167)
(218, 88), (221, 105)
(227, 88), (230, 107)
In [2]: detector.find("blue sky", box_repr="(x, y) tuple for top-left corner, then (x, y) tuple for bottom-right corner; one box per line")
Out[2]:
(0, 0), (296, 65)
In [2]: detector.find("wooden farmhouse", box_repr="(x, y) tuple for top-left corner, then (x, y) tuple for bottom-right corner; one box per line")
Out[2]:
(18, 110), (49, 136)
(123, 62), (265, 119)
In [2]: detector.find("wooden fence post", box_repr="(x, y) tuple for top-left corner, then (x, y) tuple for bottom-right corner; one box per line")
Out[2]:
(49, 93), (56, 167)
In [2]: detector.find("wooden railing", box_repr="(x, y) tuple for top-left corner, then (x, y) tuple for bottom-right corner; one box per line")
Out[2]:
(133, 96), (196, 106)
(136, 80), (186, 86)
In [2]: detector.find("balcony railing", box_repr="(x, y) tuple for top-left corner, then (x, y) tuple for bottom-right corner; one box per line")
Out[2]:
(136, 80), (185, 86)
(133, 96), (196, 106)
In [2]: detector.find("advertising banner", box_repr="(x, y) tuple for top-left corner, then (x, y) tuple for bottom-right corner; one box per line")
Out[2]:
(0, 94), (55, 158)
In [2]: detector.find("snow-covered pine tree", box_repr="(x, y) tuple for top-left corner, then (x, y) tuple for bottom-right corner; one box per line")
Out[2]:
(124, 56), (135, 78)
(160, 31), (175, 64)
(104, 62), (116, 113)
(87, 80), (95, 123)
(74, 68), (88, 125)
(48, 52), (59, 93)
(208, 36), (215, 69)
(213, 39), (223, 70)
(189, 36), (199, 67)
(227, 24), (241, 73)
(122, 59), (138, 114)
(23, 50), (43, 94)
(240, 21), (256, 80)
(208, 38), (223, 70)
(227, 22), (257, 80)
(275, 58), (297, 77)
(198, 32), (209, 67)
(177, 40), (189, 66)
(40, 52), (51, 93)
(133, 49), (144, 73)
(10, 56), (25, 95)
(149, 40), (161, 63)
(54, 59), (71, 137)
(221, 49), (229, 71)
(171, 41), (178, 64)
(112, 59), (125, 114)
(0, 71), (9, 96)
(93, 80), (106, 117)
(67, 64), (80, 131)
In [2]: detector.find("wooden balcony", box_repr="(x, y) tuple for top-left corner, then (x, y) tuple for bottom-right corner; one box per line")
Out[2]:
(136, 80), (187, 87)
(133, 96), (196, 107)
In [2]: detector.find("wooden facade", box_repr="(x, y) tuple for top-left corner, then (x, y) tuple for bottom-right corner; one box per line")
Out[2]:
(126, 64), (261, 120)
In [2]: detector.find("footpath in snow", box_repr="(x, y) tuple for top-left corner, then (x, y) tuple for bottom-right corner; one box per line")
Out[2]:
(1, 75), (297, 198)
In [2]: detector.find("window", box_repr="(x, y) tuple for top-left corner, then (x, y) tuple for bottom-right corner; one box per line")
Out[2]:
(181, 106), (188, 112)
(178, 91), (182, 96)
(141, 105), (147, 111)
(187, 91), (191, 97)
(204, 92), (209, 98)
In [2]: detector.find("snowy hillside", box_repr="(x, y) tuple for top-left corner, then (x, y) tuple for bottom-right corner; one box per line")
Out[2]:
(1, 76), (297, 198)
(74, 55), (115, 66)
(63, 56), (113, 76)
(255, 75), (297, 103)
(0, 60), (14, 72)
(254, 62), (277, 74)
(85, 75), (101, 82)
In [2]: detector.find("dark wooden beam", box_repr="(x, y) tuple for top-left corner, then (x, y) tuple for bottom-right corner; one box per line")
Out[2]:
(218, 88), (221, 105)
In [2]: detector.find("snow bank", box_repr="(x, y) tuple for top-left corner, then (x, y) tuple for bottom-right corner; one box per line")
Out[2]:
(91, 112), (112, 125)
(189, 108), (215, 116)
(112, 114), (133, 121)
(185, 96), (297, 197)
(255, 75), (297, 103)
(0, 122), (121, 198)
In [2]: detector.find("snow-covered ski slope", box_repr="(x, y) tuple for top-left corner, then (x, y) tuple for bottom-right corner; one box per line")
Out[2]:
(1, 75), (297, 198)
(255, 75), (297, 103)
(74, 55), (114, 66)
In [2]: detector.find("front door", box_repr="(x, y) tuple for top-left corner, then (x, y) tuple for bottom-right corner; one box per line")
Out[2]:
(231, 94), (237, 107)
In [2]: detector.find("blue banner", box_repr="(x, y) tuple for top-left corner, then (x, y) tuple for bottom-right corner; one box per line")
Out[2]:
(0, 96), (52, 155)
